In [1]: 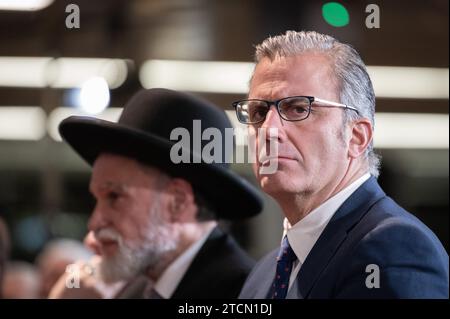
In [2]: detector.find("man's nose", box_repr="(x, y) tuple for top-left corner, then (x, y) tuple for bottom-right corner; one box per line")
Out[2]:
(87, 203), (108, 232)
(260, 106), (285, 142)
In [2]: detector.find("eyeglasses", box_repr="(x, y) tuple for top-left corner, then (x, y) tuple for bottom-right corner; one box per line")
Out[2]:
(232, 96), (359, 124)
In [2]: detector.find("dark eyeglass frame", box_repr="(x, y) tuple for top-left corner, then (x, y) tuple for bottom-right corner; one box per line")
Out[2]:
(232, 95), (359, 124)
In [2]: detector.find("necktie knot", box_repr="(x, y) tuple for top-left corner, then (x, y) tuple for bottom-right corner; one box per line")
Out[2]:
(277, 236), (297, 262)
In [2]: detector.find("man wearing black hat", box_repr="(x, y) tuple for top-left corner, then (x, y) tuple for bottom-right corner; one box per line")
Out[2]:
(50, 88), (262, 299)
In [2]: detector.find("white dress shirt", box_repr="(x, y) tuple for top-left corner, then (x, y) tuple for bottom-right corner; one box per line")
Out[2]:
(285, 173), (371, 289)
(152, 222), (217, 298)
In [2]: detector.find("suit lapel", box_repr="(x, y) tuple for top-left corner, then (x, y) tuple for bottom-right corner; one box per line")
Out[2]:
(254, 250), (278, 298)
(288, 177), (386, 298)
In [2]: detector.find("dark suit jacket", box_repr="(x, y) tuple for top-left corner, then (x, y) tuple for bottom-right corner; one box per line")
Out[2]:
(239, 177), (449, 299)
(117, 226), (254, 299)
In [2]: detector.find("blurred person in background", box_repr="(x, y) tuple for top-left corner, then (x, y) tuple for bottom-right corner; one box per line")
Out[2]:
(36, 238), (93, 298)
(236, 30), (449, 299)
(49, 88), (262, 299)
(0, 217), (10, 298)
(2, 261), (40, 299)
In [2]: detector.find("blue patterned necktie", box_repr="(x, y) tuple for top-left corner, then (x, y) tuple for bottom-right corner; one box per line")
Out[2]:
(267, 236), (298, 299)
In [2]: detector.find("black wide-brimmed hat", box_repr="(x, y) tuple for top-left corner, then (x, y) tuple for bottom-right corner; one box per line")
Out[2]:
(59, 88), (262, 219)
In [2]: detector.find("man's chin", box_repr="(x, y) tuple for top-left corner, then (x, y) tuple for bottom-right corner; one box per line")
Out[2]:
(259, 173), (300, 196)
(96, 250), (144, 284)
(98, 242), (119, 257)
(259, 171), (284, 188)
(259, 181), (283, 199)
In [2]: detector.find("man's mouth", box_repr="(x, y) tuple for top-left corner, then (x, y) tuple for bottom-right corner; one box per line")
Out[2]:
(97, 239), (119, 256)
(260, 156), (296, 166)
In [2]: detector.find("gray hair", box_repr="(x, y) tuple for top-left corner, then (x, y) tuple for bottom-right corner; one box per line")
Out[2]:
(254, 30), (381, 177)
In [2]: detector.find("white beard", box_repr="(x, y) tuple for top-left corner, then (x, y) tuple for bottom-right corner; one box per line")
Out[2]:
(94, 204), (178, 284)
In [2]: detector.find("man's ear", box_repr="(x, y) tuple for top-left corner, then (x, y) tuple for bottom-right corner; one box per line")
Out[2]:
(348, 118), (373, 159)
(166, 178), (196, 223)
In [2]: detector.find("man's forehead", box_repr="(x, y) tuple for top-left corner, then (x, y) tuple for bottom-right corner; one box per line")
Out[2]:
(90, 155), (164, 192)
(250, 53), (337, 98)
(254, 53), (332, 78)
(90, 180), (128, 192)
(98, 181), (126, 190)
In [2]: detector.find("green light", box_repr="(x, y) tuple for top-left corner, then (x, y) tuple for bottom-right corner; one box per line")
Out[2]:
(322, 2), (350, 27)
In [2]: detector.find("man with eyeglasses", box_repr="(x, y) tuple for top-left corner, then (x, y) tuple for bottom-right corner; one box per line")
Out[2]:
(236, 31), (448, 299)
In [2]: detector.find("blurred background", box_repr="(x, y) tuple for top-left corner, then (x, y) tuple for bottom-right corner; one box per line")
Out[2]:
(0, 0), (448, 285)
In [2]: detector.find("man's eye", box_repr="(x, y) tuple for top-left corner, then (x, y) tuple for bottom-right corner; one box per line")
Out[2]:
(281, 104), (308, 118)
(291, 105), (308, 113)
(107, 192), (120, 202)
(251, 106), (267, 120)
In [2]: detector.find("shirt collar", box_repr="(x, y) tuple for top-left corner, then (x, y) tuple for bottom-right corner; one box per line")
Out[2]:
(153, 222), (217, 298)
(286, 173), (371, 264)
